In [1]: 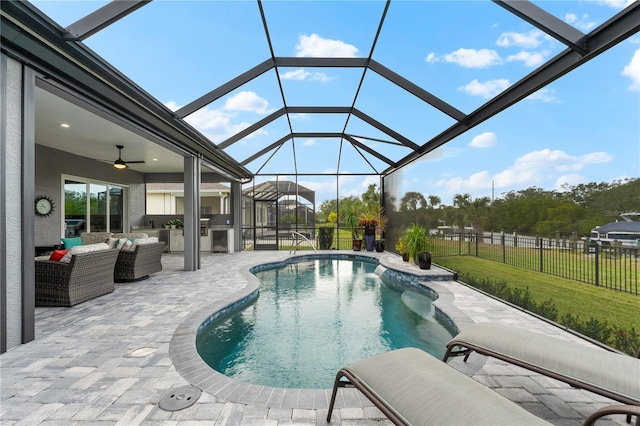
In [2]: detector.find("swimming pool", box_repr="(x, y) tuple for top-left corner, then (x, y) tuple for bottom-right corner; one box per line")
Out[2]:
(196, 255), (456, 389)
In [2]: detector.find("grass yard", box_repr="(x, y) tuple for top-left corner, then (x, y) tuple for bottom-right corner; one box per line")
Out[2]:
(434, 256), (640, 331)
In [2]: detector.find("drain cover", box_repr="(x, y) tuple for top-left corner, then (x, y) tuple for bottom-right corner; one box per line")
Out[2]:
(159, 385), (201, 411)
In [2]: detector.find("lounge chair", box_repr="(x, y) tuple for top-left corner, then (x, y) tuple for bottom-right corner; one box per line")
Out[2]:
(327, 347), (640, 425)
(442, 322), (640, 407)
(327, 347), (550, 425)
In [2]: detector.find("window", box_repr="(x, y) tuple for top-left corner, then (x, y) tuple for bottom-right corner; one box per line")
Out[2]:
(64, 177), (127, 236)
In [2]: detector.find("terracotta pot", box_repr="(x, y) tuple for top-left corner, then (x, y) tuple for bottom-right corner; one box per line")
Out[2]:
(352, 239), (362, 251)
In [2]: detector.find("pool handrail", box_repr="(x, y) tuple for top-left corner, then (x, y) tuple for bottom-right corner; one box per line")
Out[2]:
(290, 231), (317, 254)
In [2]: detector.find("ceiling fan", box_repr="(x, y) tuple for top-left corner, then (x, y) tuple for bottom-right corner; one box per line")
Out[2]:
(113, 144), (145, 169)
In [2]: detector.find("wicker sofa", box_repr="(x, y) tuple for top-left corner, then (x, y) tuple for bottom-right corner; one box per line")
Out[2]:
(35, 248), (120, 307)
(114, 241), (166, 282)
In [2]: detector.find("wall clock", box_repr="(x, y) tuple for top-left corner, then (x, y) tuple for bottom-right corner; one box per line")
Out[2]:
(35, 195), (54, 217)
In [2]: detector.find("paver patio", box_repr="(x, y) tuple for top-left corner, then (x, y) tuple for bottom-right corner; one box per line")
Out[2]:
(0, 251), (627, 425)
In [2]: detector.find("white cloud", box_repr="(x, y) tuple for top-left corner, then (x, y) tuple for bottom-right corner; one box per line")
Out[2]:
(469, 132), (497, 148)
(279, 69), (334, 83)
(290, 113), (310, 120)
(459, 79), (510, 98)
(507, 51), (547, 67)
(432, 149), (614, 200)
(526, 88), (559, 103)
(492, 149), (613, 188)
(435, 170), (493, 195)
(295, 33), (358, 58)
(589, 0), (636, 9)
(425, 52), (438, 63)
(564, 13), (597, 32)
(621, 49), (640, 91)
(554, 174), (585, 189)
(496, 30), (543, 48)
(223, 91), (269, 114)
(442, 48), (502, 68)
(165, 99), (268, 143)
(302, 139), (316, 146)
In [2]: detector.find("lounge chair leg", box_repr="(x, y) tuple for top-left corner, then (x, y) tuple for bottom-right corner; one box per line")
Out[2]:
(327, 371), (349, 423)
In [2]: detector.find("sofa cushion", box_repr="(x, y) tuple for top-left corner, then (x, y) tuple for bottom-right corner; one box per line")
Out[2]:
(49, 249), (69, 262)
(80, 232), (113, 245)
(132, 237), (159, 246)
(61, 237), (83, 249)
(120, 239), (134, 251)
(112, 232), (148, 239)
(106, 237), (119, 249)
(61, 242), (110, 263)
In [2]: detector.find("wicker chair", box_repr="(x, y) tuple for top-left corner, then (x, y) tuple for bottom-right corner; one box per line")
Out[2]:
(114, 242), (165, 282)
(35, 249), (120, 307)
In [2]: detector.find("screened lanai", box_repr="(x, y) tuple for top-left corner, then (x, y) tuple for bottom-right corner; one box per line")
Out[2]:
(4, 0), (640, 251)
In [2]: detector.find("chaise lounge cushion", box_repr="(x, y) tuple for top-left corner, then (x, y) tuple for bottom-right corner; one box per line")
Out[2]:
(330, 347), (550, 425)
(444, 322), (640, 405)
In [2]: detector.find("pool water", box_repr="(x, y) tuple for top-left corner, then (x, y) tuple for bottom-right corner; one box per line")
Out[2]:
(196, 258), (455, 389)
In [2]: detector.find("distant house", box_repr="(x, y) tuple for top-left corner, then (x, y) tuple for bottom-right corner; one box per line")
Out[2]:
(590, 214), (640, 247)
(146, 182), (230, 215)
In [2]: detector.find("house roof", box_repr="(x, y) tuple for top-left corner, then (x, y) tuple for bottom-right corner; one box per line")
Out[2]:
(594, 221), (640, 234)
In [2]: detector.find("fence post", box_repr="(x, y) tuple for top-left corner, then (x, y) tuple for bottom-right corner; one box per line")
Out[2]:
(475, 232), (479, 256)
(514, 231), (518, 247)
(538, 236), (543, 272)
(501, 230), (506, 263)
(594, 242), (600, 287)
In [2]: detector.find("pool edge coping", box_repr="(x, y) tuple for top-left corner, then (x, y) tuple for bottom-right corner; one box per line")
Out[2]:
(169, 251), (475, 410)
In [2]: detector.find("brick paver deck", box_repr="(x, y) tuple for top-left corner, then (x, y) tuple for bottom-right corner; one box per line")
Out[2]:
(0, 251), (627, 425)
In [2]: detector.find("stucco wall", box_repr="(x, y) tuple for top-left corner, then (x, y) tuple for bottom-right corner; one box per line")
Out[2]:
(3, 56), (23, 349)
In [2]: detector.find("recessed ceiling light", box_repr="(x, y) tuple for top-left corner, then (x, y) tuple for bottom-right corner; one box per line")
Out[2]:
(152, 158), (158, 161)
(60, 123), (70, 128)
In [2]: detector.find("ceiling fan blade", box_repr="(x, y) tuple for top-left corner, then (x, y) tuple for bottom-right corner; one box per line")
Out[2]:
(126, 160), (146, 164)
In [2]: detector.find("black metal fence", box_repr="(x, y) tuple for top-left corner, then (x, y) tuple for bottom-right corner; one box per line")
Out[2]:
(430, 232), (639, 295)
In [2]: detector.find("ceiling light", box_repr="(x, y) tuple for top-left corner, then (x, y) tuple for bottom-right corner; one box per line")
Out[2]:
(113, 159), (127, 169)
(60, 123), (70, 128)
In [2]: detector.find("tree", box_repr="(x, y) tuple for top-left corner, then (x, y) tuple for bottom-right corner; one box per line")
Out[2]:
(362, 183), (380, 211)
(399, 191), (428, 224)
(427, 195), (441, 209)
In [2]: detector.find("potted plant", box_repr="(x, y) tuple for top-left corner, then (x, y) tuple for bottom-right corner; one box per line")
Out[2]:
(372, 204), (388, 252)
(342, 206), (362, 251)
(402, 223), (431, 268)
(358, 213), (377, 251)
(395, 238), (409, 261)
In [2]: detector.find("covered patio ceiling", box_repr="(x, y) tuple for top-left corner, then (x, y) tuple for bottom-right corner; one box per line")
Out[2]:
(5, 0), (640, 180)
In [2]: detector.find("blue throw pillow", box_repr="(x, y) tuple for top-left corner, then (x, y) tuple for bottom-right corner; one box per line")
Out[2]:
(61, 237), (83, 249)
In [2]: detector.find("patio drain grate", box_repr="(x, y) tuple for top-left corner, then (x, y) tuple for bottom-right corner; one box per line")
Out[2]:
(158, 385), (201, 411)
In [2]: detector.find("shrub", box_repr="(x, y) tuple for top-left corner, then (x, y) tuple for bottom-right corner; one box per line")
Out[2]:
(318, 226), (334, 250)
(458, 272), (640, 356)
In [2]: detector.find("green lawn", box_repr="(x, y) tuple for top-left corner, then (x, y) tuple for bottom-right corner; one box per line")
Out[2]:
(430, 238), (638, 291)
(434, 256), (640, 331)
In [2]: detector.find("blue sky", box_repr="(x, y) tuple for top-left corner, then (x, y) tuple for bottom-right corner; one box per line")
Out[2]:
(33, 1), (639, 206)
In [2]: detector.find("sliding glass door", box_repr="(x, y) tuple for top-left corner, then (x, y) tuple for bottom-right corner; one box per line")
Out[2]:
(64, 177), (126, 236)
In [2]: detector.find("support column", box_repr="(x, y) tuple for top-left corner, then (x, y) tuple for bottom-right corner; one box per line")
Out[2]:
(1, 54), (35, 352)
(231, 181), (243, 252)
(183, 157), (201, 271)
